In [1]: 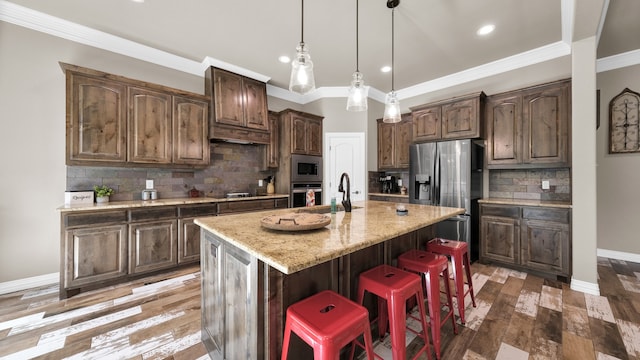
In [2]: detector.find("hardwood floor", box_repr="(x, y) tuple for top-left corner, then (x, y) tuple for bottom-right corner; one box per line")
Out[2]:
(0, 257), (638, 359)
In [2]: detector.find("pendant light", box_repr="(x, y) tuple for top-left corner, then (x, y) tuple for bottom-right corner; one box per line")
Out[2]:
(289, 0), (316, 94)
(383, 0), (401, 123)
(346, 0), (368, 111)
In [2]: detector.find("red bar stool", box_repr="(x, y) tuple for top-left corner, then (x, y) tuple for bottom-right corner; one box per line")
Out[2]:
(426, 238), (476, 324)
(281, 290), (375, 360)
(398, 249), (458, 360)
(357, 264), (432, 360)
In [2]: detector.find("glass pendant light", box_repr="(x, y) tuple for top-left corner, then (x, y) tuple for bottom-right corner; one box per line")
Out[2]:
(346, 0), (368, 111)
(383, 0), (401, 123)
(289, 0), (316, 94)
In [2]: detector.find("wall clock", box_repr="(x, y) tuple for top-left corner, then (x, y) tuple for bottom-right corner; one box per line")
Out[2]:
(609, 87), (640, 153)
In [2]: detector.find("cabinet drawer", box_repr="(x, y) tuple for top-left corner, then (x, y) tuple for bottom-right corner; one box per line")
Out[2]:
(129, 207), (177, 222)
(522, 207), (570, 223)
(179, 204), (219, 217)
(480, 205), (520, 218)
(64, 210), (128, 228)
(218, 199), (276, 214)
(275, 198), (288, 209)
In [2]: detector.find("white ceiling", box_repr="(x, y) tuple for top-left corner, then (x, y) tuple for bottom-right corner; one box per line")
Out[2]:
(3, 0), (640, 102)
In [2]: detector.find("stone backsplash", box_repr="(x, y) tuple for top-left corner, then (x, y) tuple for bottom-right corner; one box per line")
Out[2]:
(66, 142), (274, 201)
(488, 168), (571, 201)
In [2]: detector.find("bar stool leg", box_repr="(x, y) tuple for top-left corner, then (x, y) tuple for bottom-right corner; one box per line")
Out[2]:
(450, 254), (467, 323)
(464, 252), (477, 308)
(424, 268), (441, 359)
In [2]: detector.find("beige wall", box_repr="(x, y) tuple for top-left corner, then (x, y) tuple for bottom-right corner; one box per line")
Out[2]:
(597, 62), (640, 256)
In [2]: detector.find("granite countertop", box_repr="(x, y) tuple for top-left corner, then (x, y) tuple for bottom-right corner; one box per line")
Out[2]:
(195, 200), (464, 275)
(369, 192), (409, 198)
(57, 194), (289, 213)
(478, 198), (572, 209)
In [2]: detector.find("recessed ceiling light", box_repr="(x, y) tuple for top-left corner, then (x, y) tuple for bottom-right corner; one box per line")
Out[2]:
(381, 66), (391, 73)
(476, 24), (495, 36)
(279, 55), (291, 64)
(132, 0), (144, 3)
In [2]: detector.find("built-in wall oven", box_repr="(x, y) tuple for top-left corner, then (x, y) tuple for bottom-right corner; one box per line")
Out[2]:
(291, 183), (323, 208)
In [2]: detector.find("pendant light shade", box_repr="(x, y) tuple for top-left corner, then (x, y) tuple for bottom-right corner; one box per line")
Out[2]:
(289, 0), (316, 94)
(346, 0), (368, 111)
(383, 0), (401, 123)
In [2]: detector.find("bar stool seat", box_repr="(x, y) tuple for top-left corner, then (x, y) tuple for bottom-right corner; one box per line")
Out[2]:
(357, 264), (432, 360)
(281, 290), (375, 360)
(426, 238), (476, 324)
(398, 249), (457, 360)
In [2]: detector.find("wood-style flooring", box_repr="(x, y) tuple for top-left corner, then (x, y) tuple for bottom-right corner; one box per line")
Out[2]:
(0, 257), (638, 359)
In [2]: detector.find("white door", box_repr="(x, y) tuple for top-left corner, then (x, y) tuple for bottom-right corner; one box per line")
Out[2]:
(325, 132), (366, 204)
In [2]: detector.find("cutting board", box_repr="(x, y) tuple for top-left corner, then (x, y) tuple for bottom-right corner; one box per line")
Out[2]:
(260, 212), (331, 231)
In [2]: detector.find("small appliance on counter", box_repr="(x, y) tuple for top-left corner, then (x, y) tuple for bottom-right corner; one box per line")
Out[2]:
(226, 192), (251, 199)
(381, 175), (399, 194)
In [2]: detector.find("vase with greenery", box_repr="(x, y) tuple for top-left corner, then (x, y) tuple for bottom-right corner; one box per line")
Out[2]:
(94, 185), (114, 203)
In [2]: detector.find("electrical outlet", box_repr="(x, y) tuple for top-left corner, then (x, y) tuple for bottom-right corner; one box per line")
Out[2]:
(542, 180), (550, 190)
(146, 179), (154, 189)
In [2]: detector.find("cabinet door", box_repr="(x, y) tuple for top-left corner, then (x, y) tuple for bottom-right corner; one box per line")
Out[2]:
(442, 97), (481, 139)
(486, 93), (522, 167)
(378, 121), (396, 170)
(129, 220), (177, 274)
(67, 74), (127, 164)
(128, 87), (172, 164)
(521, 219), (569, 275)
(212, 69), (244, 127)
(291, 115), (308, 154)
(64, 224), (127, 288)
(480, 215), (520, 265)
(264, 111), (279, 168)
(243, 77), (269, 131)
(178, 218), (201, 264)
(306, 117), (323, 156)
(412, 105), (441, 142)
(522, 81), (570, 166)
(395, 117), (413, 168)
(173, 95), (209, 166)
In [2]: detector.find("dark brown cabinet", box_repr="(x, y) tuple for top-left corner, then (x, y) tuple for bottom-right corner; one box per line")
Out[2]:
(486, 79), (571, 168)
(62, 63), (209, 168)
(480, 203), (571, 279)
(129, 219), (177, 275)
(279, 109), (323, 156)
(411, 92), (485, 143)
(206, 67), (270, 144)
(264, 111), (279, 168)
(377, 114), (412, 170)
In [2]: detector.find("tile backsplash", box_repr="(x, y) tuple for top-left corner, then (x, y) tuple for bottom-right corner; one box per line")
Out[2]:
(66, 142), (274, 201)
(489, 168), (571, 201)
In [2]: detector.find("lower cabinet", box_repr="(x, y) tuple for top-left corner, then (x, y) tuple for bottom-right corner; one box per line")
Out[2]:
(129, 220), (178, 274)
(480, 203), (571, 279)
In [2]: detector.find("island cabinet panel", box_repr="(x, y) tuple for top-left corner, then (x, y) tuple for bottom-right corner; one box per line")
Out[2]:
(480, 203), (571, 279)
(128, 87), (173, 164)
(64, 224), (128, 289)
(67, 74), (127, 163)
(128, 219), (177, 275)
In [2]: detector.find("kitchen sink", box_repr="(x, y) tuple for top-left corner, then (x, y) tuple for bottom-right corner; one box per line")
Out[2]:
(296, 205), (362, 214)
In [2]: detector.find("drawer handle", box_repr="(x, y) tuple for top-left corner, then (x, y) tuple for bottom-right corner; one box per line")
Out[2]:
(277, 218), (298, 225)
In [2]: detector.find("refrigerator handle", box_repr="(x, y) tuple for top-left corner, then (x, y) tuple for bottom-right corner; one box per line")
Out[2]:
(434, 146), (440, 205)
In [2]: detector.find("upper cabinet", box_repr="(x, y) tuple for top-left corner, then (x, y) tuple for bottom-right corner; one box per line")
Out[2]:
(280, 109), (323, 156)
(62, 63), (210, 168)
(378, 114), (412, 170)
(411, 92), (485, 142)
(486, 79), (570, 169)
(205, 67), (270, 144)
(263, 111), (280, 169)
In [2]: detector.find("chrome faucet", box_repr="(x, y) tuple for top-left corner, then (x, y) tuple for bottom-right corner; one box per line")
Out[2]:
(338, 172), (352, 212)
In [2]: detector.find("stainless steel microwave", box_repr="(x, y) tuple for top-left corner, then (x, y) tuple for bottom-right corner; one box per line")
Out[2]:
(290, 154), (322, 183)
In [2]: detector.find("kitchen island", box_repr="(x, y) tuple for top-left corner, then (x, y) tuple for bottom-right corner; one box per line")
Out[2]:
(195, 200), (464, 359)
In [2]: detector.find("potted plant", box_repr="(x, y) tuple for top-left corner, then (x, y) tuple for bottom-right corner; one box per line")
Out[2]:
(93, 185), (114, 203)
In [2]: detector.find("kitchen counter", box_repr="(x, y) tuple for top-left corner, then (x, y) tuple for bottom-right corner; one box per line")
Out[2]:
(478, 197), (572, 208)
(57, 193), (289, 212)
(197, 200), (464, 358)
(195, 200), (463, 274)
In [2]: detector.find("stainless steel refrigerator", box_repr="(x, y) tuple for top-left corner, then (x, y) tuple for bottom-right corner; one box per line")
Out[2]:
(409, 139), (484, 261)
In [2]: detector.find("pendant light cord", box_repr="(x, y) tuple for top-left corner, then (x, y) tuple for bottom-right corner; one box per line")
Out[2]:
(356, 0), (359, 72)
(301, 0), (304, 44)
(391, 6), (395, 92)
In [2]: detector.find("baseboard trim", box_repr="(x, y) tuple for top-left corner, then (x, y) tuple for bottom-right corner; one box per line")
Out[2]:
(570, 277), (600, 296)
(0, 273), (58, 295)
(597, 248), (640, 263)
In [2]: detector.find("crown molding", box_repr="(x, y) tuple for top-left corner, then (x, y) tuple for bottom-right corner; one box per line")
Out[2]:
(3, 0), (639, 106)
